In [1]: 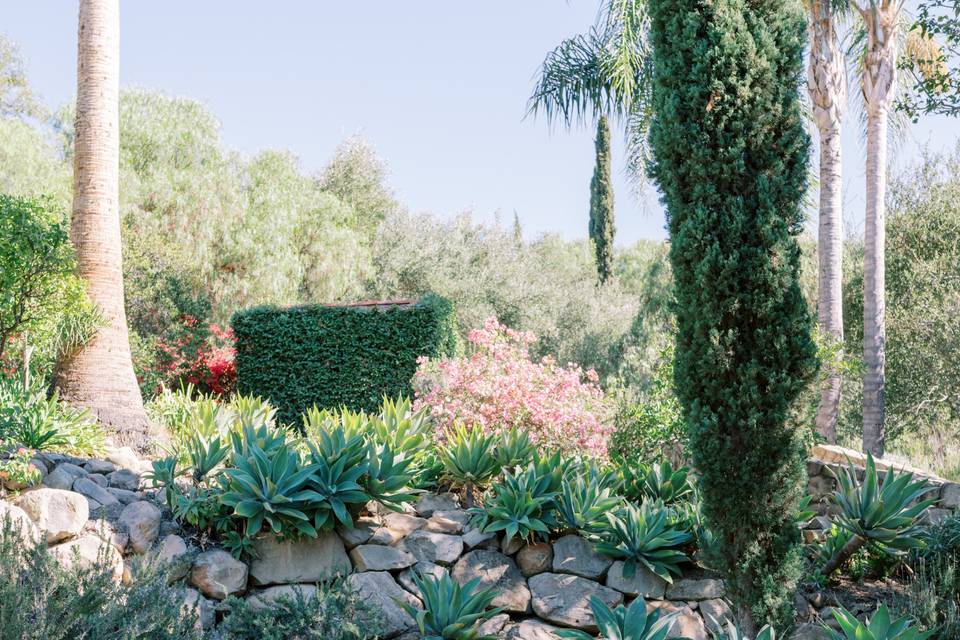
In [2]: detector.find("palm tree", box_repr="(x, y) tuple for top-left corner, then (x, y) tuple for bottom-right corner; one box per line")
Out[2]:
(55, 0), (151, 447)
(807, 0), (848, 443)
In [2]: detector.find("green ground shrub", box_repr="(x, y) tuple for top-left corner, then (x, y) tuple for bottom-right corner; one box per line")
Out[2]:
(232, 294), (458, 423)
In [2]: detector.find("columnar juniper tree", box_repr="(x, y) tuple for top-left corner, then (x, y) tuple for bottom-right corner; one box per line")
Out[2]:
(589, 116), (616, 284)
(647, 0), (817, 632)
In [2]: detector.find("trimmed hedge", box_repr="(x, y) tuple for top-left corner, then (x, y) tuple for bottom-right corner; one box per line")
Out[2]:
(231, 294), (458, 424)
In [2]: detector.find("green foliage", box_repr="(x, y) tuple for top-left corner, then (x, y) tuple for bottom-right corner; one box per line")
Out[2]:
(895, 514), (960, 637)
(556, 463), (621, 534)
(617, 458), (692, 506)
(472, 464), (559, 545)
(824, 604), (934, 640)
(594, 501), (691, 582)
(0, 517), (200, 640)
(232, 294), (458, 423)
(0, 376), (105, 456)
(400, 572), (502, 640)
(557, 596), (680, 640)
(0, 447), (41, 490)
(439, 425), (502, 505)
(710, 622), (779, 640)
(589, 116), (616, 284)
(647, 0), (816, 625)
(219, 581), (381, 640)
(493, 426), (537, 471)
(363, 443), (418, 511)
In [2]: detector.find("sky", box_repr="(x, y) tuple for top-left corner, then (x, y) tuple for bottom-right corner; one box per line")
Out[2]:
(3, 1), (958, 245)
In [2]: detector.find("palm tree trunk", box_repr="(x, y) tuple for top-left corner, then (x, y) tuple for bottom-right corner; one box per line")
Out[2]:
(808, 0), (846, 443)
(860, 2), (898, 458)
(54, 0), (151, 449)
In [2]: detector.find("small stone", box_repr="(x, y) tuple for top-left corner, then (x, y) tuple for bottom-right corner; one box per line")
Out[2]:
(941, 482), (960, 509)
(665, 577), (725, 600)
(415, 492), (460, 517)
(88, 473), (108, 487)
(350, 543), (417, 571)
(347, 571), (421, 638)
(181, 588), (216, 630)
(85, 459), (116, 475)
(158, 534), (191, 581)
(397, 530), (463, 565)
(16, 488), (88, 543)
(452, 549), (530, 613)
(119, 500), (161, 554)
(398, 561), (448, 598)
(476, 613), (511, 636)
(107, 487), (139, 505)
(649, 601), (708, 640)
(426, 509), (471, 534)
(501, 534), (524, 555)
(504, 619), (565, 639)
(73, 477), (120, 506)
(245, 584), (316, 610)
(369, 512), (427, 545)
(517, 542), (553, 577)
(249, 532), (351, 585)
(529, 572), (623, 631)
(49, 534), (123, 581)
(462, 526), (496, 549)
(337, 516), (379, 549)
(0, 500), (41, 545)
(605, 561), (667, 598)
(43, 463), (87, 491)
(107, 468), (141, 491)
(191, 549), (248, 600)
(552, 534), (612, 579)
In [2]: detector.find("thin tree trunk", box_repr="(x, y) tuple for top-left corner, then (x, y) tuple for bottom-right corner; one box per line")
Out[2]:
(808, 0), (846, 443)
(860, 3), (898, 458)
(821, 533), (865, 577)
(55, 0), (151, 449)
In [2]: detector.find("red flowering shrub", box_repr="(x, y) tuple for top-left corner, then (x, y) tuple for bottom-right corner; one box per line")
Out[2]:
(413, 317), (612, 458)
(144, 315), (236, 397)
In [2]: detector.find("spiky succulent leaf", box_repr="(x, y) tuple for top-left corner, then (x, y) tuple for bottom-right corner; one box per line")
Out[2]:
(594, 501), (691, 583)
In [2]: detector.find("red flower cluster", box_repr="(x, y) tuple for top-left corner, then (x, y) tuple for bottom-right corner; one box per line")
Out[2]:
(150, 316), (236, 397)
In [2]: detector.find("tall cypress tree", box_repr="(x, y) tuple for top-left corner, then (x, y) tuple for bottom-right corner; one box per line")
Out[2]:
(647, 0), (816, 631)
(589, 116), (615, 284)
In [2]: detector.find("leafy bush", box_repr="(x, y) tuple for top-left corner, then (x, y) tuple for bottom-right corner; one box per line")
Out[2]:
(824, 604), (933, 640)
(233, 294), (458, 423)
(557, 596), (680, 640)
(400, 571), (502, 640)
(146, 317), (236, 397)
(594, 501), (691, 582)
(0, 447), (41, 490)
(0, 516), (200, 640)
(219, 580), (381, 640)
(414, 317), (611, 458)
(894, 514), (960, 636)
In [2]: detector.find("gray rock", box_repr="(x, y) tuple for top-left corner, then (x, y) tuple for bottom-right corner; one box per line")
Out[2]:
(0, 500), (41, 545)
(528, 572), (623, 631)
(105, 447), (141, 471)
(649, 601), (708, 640)
(476, 613), (510, 637)
(941, 482), (960, 509)
(348, 571), (421, 638)
(119, 500), (161, 554)
(665, 577), (725, 600)
(504, 620), (565, 640)
(16, 488), (88, 543)
(249, 532), (351, 585)
(605, 561), (667, 598)
(700, 598), (733, 633)
(350, 543), (417, 571)
(87, 473), (108, 487)
(501, 534), (524, 555)
(369, 512), (427, 545)
(83, 519), (128, 553)
(517, 542), (553, 577)
(397, 529), (463, 565)
(462, 526), (496, 549)
(43, 463), (87, 491)
(791, 623), (832, 640)
(181, 588), (216, 630)
(107, 487), (139, 505)
(73, 477), (120, 506)
(85, 497), (102, 512)
(158, 534), (191, 581)
(398, 561), (448, 598)
(49, 534), (123, 581)
(337, 516), (379, 549)
(190, 549), (248, 600)
(245, 583), (316, 610)
(552, 534), (612, 579)
(107, 468), (141, 491)
(452, 549), (530, 613)
(85, 459), (116, 475)
(426, 509), (471, 534)
(415, 492), (460, 517)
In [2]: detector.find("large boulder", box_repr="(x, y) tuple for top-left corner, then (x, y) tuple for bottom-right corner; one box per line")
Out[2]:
(348, 571), (421, 638)
(649, 601), (708, 640)
(528, 572), (623, 631)
(605, 561), (667, 598)
(72, 477), (119, 507)
(337, 516), (379, 549)
(245, 583), (317, 610)
(249, 532), (351, 585)
(190, 549), (248, 599)
(0, 500), (41, 545)
(665, 577), (725, 600)
(350, 543), (417, 571)
(16, 488), (88, 543)
(517, 542), (553, 577)
(48, 534), (123, 581)
(119, 500), (162, 554)
(397, 530), (463, 565)
(551, 534), (612, 579)
(369, 512), (427, 545)
(452, 549), (530, 613)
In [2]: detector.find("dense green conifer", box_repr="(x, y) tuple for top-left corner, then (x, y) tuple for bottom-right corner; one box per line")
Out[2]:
(589, 116), (616, 284)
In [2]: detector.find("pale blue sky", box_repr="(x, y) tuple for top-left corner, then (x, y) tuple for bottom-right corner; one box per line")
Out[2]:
(3, 2), (957, 243)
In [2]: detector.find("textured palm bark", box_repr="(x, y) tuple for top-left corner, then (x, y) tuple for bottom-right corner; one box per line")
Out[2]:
(860, 1), (899, 458)
(808, 0), (847, 444)
(54, 0), (151, 448)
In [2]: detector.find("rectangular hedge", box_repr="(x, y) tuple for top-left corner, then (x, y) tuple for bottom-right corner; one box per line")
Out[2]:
(231, 294), (458, 425)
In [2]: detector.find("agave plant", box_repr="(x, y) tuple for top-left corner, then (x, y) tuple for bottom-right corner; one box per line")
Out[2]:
(494, 427), (537, 471)
(370, 396), (433, 456)
(439, 425), (501, 508)
(530, 449), (575, 495)
(708, 620), (778, 640)
(304, 440), (370, 531)
(399, 572), (503, 640)
(364, 442), (418, 510)
(304, 412), (370, 471)
(556, 464), (622, 535)
(182, 432), (229, 483)
(618, 458), (693, 505)
(595, 501), (691, 582)
(473, 464), (559, 545)
(144, 455), (184, 506)
(230, 393), (277, 429)
(184, 398), (235, 441)
(557, 596), (680, 640)
(220, 439), (320, 537)
(824, 604), (934, 640)
(821, 455), (936, 577)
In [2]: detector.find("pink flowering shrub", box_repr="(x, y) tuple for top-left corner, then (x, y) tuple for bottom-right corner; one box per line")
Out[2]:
(413, 317), (612, 458)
